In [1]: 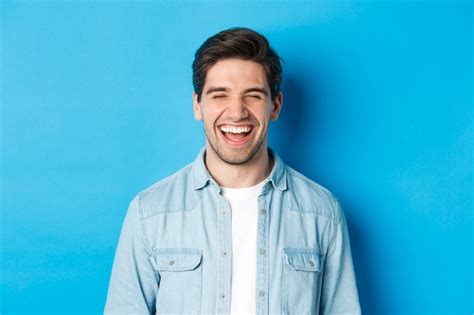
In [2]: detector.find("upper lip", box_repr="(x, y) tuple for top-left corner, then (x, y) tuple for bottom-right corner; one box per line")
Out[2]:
(217, 123), (254, 127)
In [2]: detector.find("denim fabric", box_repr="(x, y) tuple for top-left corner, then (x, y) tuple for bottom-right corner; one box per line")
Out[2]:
(104, 147), (361, 314)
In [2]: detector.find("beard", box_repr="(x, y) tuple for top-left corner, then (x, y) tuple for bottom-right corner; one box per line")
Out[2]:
(203, 123), (266, 165)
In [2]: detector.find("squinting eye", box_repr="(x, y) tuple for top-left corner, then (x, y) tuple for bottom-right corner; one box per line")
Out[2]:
(213, 95), (226, 99)
(246, 94), (262, 99)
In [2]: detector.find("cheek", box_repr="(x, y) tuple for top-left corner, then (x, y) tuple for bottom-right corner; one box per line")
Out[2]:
(258, 108), (273, 125)
(202, 115), (220, 133)
(259, 102), (274, 117)
(201, 106), (223, 124)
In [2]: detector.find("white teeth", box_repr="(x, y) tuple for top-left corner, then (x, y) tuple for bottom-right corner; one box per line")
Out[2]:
(220, 125), (252, 134)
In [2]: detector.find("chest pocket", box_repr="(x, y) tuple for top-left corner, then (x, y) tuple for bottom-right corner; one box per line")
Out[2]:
(149, 248), (203, 314)
(282, 248), (323, 314)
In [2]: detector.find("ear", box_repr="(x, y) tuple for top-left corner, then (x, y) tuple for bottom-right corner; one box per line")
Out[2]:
(193, 92), (202, 121)
(270, 91), (283, 121)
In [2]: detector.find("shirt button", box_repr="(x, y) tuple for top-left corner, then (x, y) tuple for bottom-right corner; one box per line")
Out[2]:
(221, 250), (227, 256)
(259, 249), (266, 255)
(219, 293), (225, 299)
(308, 261), (314, 267)
(221, 209), (226, 215)
(258, 290), (265, 297)
(260, 209), (267, 215)
(169, 260), (175, 266)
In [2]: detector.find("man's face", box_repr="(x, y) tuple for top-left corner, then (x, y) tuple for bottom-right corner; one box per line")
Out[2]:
(193, 58), (282, 165)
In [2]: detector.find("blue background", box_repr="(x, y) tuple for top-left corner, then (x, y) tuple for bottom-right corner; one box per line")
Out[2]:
(1, 1), (472, 314)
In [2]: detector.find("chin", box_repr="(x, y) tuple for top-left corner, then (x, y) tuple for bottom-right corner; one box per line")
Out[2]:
(217, 142), (264, 166)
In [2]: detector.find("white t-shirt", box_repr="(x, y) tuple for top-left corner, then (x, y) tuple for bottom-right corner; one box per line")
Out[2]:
(221, 179), (267, 315)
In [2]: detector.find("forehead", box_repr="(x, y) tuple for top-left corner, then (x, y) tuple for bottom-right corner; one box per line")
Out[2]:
(203, 59), (269, 91)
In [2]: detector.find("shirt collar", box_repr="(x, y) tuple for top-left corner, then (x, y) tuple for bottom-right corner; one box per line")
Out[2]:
(191, 146), (287, 191)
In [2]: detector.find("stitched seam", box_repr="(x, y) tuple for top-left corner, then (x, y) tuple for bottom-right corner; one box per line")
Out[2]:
(151, 248), (203, 254)
(286, 200), (339, 222)
(284, 170), (341, 222)
(137, 194), (153, 256)
(326, 217), (340, 257)
(140, 190), (204, 220)
(283, 248), (322, 255)
(142, 164), (193, 194)
(287, 168), (332, 194)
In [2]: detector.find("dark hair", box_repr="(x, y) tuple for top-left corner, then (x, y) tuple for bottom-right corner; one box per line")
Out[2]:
(192, 27), (282, 102)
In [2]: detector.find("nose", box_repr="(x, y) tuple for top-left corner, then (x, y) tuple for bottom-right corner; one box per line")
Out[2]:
(225, 95), (249, 121)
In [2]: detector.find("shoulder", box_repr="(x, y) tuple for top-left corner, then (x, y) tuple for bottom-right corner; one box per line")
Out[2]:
(133, 163), (201, 219)
(284, 166), (342, 223)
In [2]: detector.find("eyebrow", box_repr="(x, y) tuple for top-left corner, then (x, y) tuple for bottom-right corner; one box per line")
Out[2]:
(205, 86), (268, 95)
(205, 87), (229, 95)
(243, 87), (268, 95)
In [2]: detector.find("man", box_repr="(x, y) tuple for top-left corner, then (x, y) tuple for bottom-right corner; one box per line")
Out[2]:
(104, 27), (360, 314)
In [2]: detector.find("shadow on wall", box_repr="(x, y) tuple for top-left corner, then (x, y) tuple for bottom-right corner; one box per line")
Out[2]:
(344, 202), (378, 314)
(271, 70), (310, 170)
(271, 63), (332, 175)
(272, 62), (377, 314)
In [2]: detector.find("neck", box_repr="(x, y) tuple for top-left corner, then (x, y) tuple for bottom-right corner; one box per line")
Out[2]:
(204, 144), (274, 188)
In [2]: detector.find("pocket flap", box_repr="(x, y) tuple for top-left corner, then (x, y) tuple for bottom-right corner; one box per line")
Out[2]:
(149, 248), (202, 271)
(283, 248), (321, 272)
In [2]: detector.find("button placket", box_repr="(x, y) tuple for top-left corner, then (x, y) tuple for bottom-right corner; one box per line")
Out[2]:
(256, 195), (270, 315)
(216, 197), (232, 313)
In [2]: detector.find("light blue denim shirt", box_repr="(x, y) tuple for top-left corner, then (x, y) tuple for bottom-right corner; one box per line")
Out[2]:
(104, 148), (361, 314)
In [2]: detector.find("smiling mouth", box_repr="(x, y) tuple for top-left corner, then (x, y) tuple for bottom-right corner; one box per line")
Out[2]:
(217, 124), (254, 145)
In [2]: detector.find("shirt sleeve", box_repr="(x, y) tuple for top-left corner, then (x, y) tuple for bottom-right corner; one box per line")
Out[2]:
(320, 202), (361, 314)
(104, 195), (159, 314)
